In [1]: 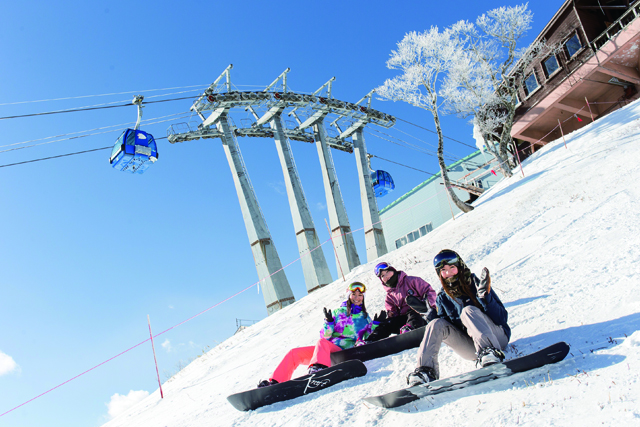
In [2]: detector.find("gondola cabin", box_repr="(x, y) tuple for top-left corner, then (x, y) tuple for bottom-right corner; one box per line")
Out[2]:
(110, 129), (158, 174)
(371, 170), (395, 197)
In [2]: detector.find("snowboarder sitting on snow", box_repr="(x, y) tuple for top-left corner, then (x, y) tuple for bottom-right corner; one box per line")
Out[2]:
(406, 249), (511, 386)
(364, 262), (437, 343)
(257, 282), (381, 388)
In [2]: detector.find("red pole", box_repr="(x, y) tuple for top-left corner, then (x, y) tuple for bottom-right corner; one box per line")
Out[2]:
(512, 140), (525, 178)
(557, 119), (567, 149)
(585, 97), (594, 122)
(147, 315), (164, 398)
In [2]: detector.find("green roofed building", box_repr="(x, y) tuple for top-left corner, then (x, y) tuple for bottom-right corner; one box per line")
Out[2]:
(378, 150), (502, 252)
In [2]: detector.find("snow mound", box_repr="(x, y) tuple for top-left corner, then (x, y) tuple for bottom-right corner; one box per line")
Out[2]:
(623, 330), (640, 347)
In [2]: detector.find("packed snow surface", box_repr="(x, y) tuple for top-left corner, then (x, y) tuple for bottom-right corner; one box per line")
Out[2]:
(104, 100), (640, 426)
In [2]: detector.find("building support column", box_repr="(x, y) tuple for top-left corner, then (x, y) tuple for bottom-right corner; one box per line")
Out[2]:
(313, 123), (360, 274)
(271, 117), (333, 292)
(352, 129), (387, 261)
(217, 117), (295, 315)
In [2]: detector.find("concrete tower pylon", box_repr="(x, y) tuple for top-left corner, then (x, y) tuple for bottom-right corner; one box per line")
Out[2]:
(217, 116), (295, 315)
(313, 123), (361, 275)
(271, 116), (333, 292)
(352, 128), (387, 261)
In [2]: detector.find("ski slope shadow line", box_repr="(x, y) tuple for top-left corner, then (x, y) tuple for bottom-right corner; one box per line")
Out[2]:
(377, 353), (624, 414)
(503, 294), (549, 309)
(480, 171), (546, 204)
(508, 312), (640, 355)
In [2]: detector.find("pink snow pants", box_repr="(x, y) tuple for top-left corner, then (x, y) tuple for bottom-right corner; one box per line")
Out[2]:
(270, 338), (342, 383)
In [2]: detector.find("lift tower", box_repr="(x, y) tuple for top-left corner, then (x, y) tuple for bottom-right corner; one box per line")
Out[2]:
(167, 65), (396, 314)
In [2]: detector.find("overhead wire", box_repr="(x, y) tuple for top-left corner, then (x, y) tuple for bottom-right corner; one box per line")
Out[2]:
(0, 84), (210, 106)
(0, 96), (199, 121)
(364, 127), (460, 163)
(0, 112), (192, 154)
(0, 111), (193, 150)
(370, 154), (438, 176)
(395, 117), (478, 150)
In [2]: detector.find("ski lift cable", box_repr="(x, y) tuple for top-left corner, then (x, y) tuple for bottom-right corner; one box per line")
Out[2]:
(364, 129), (460, 163)
(390, 124), (466, 160)
(366, 127), (462, 162)
(395, 117), (478, 149)
(365, 129), (459, 162)
(0, 84), (210, 106)
(0, 113), (190, 155)
(0, 96), (199, 121)
(0, 111), (192, 150)
(370, 154), (438, 176)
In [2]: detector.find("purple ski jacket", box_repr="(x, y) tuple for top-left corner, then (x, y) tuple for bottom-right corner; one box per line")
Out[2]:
(382, 271), (437, 318)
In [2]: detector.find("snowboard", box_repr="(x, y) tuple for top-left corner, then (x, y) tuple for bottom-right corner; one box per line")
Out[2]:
(364, 341), (570, 409)
(227, 360), (367, 411)
(330, 326), (426, 364)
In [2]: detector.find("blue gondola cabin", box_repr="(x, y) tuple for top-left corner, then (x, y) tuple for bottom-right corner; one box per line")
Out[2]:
(110, 129), (158, 174)
(371, 170), (395, 197)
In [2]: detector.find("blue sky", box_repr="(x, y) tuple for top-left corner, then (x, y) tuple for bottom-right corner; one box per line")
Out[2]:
(0, 1), (563, 425)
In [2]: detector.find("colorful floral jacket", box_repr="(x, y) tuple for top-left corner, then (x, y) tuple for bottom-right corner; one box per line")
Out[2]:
(320, 301), (377, 350)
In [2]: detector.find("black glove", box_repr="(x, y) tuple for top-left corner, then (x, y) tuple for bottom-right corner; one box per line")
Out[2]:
(425, 307), (438, 323)
(477, 267), (491, 300)
(373, 311), (387, 323)
(323, 307), (334, 323)
(406, 295), (428, 313)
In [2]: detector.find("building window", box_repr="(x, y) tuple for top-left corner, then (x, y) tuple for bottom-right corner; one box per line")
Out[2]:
(542, 55), (560, 78)
(564, 33), (582, 58)
(523, 72), (539, 96)
(395, 236), (408, 249)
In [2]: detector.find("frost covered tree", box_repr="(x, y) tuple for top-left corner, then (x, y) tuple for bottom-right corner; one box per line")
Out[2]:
(442, 4), (550, 178)
(376, 27), (474, 213)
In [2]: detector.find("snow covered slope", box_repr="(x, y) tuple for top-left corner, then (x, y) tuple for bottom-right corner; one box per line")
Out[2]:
(103, 100), (640, 426)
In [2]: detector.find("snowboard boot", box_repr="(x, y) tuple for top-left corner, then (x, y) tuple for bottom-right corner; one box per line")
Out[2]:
(477, 347), (505, 367)
(406, 366), (437, 386)
(257, 379), (278, 388)
(307, 363), (328, 375)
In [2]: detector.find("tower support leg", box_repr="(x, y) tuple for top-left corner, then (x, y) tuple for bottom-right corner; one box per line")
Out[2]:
(353, 129), (387, 261)
(218, 117), (295, 315)
(313, 123), (361, 274)
(271, 117), (333, 292)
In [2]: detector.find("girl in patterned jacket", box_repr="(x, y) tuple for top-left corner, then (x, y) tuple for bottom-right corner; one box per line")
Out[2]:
(257, 282), (380, 388)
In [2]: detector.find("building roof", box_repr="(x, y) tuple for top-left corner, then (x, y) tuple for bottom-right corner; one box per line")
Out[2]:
(379, 149), (482, 215)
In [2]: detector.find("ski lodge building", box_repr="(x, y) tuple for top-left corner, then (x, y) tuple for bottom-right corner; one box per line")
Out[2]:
(379, 0), (640, 251)
(512, 0), (640, 154)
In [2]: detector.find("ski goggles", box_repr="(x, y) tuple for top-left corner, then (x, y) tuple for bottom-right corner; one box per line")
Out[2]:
(347, 282), (366, 293)
(433, 250), (459, 270)
(374, 262), (391, 277)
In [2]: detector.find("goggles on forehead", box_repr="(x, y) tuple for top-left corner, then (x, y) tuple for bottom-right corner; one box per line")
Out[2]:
(347, 282), (366, 293)
(433, 250), (459, 270)
(374, 262), (390, 277)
